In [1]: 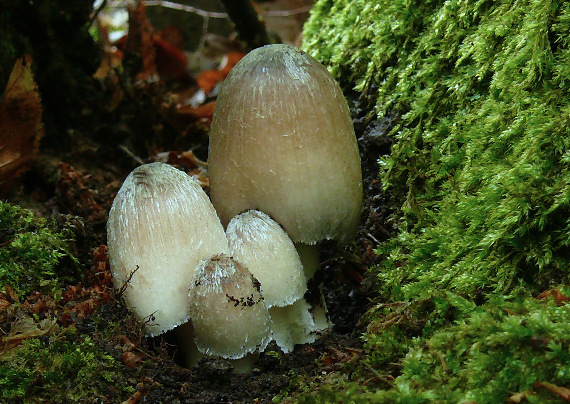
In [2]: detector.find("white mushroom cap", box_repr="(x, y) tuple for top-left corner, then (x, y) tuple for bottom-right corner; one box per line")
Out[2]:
(208, 44), (363, 245)
(226, 210), (307, 308)
(188, 255), (272, 359)
(107, 162), (229, 336)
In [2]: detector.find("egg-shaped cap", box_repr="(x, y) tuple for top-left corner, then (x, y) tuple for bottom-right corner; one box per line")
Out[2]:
(107, 162), (229, 336)
(227, 210), (307, 308)
(208, 44), (363, 245)
(189, 255), (272, 359)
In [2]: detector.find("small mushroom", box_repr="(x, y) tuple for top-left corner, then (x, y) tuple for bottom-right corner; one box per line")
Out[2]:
(226, 209), (325, 353)
(188, 254), (272, 359)
(107, 162), (229, 337)
(226, 210), (306, 308)
(208, 44), (363, 248)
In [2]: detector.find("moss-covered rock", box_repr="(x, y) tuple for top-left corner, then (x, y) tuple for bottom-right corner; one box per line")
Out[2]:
(298, 292), (570, 403)
(300, 0), (570, 401)
(304, 0), (570, 299)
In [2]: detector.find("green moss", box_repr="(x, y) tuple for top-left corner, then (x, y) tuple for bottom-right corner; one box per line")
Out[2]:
(0, 326), (135, 401)
(295, 293), (570, 403)
(302, 3), (570, 400)
(384, 295), (570, 403)
(304, 0), (570, 298)
(0, 201), (82, 299)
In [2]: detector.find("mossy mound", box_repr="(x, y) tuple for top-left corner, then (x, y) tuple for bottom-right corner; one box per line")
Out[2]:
(0, 201), (85, 299)
(300, 0), (570, 401)
(0, 327), (133, 401)
(297, 291), (570, 403)
(304, 0), (570, 298)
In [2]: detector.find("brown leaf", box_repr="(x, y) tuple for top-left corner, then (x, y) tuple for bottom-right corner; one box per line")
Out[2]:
(154, 36), (192, 83)
(125, 2), (157, 82)
(122, 391), (142, 404)
(156, 25), (185, 50)
(55, 163), (108, 223)
(0, 297), (11, 310)
(91, 245), (113, 288)
(218, 52), (245, 76)
(4, 284), (19, 303)
(507, 390), (534, 403)
(536, 289), (570, 305)
(121, 351), (146, 370)
(0, 55), (44, 189)
(0, 316), (59, 352)
(534, 382), (570, 401)
(176, 101), (217, 123)
(197, 70), (225, 94)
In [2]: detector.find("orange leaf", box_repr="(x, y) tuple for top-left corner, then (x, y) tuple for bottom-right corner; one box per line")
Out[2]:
(125, 2), (156, 82)
(154, 36), (191, 82)
(218, 52), (246, 76)
(0, 55), (43, 190)
(196, 52), (245, 93)
(197, 70), (225, 93)
(536, 289), (570, 305)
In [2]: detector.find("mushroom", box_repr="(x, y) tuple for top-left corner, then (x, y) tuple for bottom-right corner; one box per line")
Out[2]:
(208, 44), (363, 252)
(106, 162), (229, 337)
(188, 254), (272, 359)
(226, 210), (306, 308)
(227, 210), (320, 352)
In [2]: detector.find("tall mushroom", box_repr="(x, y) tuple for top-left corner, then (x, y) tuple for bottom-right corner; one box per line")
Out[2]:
(208, 44), (363, 251)
(107, 162), (229, 337)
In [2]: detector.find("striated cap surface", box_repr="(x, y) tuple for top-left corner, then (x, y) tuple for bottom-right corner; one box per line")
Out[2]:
(107, 162), (229, 336)
(227, 210), (306, 308)
(208, 44), (363, 244)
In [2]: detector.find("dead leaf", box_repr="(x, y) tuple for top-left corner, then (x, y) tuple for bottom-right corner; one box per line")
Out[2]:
(55, 163), (108, 223)
(3, 284), (19, 303)
(154, 36), (192, 83)
(0, 315), (59, 352)
(121, 350), (147, 369)
(176, 101), (216, 123)
(156, 25), (185, 51)
(0, 55), (44, 190)
(125, 2), (157, 83)
(537, 289), (570, 305)
(197, 70), (225, 94)
(0, 297), (11, 310)
(122, 391), (142, 404)
(91, 245), (113, 288)
(218, 52), (246, 76)
(507, 390), (534, 403)
(196, 52), (245, 93)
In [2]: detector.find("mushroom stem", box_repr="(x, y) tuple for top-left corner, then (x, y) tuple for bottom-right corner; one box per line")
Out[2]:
(231, 353), (260, 374)
(268, 298), (319, 353)
(173, 321), (203, 368)
(294, 242), (320, 280)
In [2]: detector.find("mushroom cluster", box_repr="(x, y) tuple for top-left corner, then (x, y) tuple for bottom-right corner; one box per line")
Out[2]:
(107, 44), (362, 368)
